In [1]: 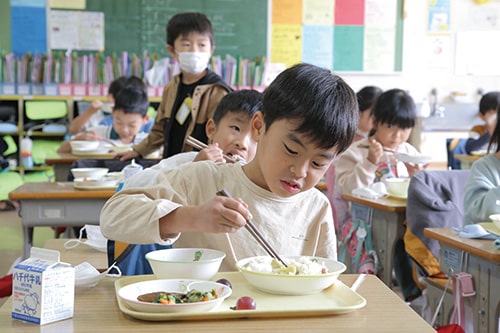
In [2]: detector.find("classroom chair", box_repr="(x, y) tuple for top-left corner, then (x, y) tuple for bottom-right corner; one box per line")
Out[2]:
(446, 138), (468, 170)
(404, 169), (470, 325)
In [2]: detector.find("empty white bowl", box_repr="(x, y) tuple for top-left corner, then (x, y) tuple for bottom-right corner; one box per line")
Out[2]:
(236, 256), (346, 295)
(71, 167), (109, 179)
(489, 214), (500, 229)
(146, 248), (226, 280)
(385, 178), (410, 199)
(70, 140), (100, 151)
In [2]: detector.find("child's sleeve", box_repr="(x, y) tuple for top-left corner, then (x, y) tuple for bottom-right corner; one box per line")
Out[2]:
(335, 148), (378, 194)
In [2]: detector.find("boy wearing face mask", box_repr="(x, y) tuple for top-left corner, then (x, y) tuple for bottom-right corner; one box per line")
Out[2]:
(118, 12), (232, 161)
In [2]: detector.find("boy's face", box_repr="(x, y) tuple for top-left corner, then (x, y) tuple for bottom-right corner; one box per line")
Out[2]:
(167, 31), (213, 57)
(205, 111), (257, 163)
(243, 113), (337, 197)
(372, 122), (412, 150)
(112, 110), (148, 144)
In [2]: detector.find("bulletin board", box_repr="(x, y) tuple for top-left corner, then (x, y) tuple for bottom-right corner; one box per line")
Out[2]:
(270, 0), (404, 73)
(4, 0), (404, 73)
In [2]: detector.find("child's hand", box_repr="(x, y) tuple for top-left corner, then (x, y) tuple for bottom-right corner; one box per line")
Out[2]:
(193, 143), (225, 163)
(196, 195), (251, 233)
(118, 149), (140, 161)
(367, 139), (385, 165)
(73, 131), (102, 141)
(88, 100), (103, 113)
(404, 162), (428, 177)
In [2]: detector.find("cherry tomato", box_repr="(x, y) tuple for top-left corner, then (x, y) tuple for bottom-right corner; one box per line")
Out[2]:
(216, 278), (232, 289)
(231, 296), (256, 310)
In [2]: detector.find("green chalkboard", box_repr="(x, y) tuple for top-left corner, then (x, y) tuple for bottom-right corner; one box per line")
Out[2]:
(86, 0), (267, 59)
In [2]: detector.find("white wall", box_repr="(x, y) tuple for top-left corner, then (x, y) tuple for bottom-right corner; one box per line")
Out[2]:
(341, 0), (500, 105)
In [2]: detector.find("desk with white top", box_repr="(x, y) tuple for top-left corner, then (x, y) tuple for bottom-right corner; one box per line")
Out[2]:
(9, 182), (115, 259)
(341, 193), (407, 287)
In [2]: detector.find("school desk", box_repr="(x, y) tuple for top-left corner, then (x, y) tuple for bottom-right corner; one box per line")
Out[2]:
(453, 153), (483, 169)
(45, 153), (162, 181)
(341, 193), (407, 287)
(45, 152), (117, 181)
(43, 238), (108, 271)
(424, 227), (500, 333)
(0, 273), (435, 333)
(8, 182), (115, 259)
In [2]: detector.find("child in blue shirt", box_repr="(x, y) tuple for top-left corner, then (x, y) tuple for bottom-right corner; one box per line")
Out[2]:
(57, 84), (150, 153)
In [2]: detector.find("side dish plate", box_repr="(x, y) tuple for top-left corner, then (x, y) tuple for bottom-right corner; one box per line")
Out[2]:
(115, 272), (366, 321)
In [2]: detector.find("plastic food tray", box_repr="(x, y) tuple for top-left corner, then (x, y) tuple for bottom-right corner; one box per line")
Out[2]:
(114, 272), (366, 321)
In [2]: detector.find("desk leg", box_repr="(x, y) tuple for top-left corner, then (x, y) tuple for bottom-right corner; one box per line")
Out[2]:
(370, 209), (406, 287)
(22, 226), (34, 259)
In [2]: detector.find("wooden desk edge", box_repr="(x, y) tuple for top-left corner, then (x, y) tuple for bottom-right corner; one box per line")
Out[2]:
(424, 227), (500, 262)
(341, 193), (406, 213)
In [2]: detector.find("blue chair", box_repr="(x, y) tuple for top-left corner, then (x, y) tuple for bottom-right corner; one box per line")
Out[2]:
(446, 138), (468, 170)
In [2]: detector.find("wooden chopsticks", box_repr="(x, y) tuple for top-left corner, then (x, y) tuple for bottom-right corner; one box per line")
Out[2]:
(185, 136), (237, 163)
(216, 189), (288, 268)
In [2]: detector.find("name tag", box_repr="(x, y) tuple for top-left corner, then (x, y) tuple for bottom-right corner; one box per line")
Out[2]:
(175, 97), (192, 125)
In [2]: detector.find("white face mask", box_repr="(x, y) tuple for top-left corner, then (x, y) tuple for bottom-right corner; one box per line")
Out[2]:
(64, 225), (108, 253)
(74, 261), (121, 288)
(177, 51), (211, 74)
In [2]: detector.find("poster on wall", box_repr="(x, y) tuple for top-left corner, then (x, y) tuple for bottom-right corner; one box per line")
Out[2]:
(48, 10), (104, 51)
(11, 0), (47, 55)
(428, 0), (450, 32)
(270, 0), (401, 72)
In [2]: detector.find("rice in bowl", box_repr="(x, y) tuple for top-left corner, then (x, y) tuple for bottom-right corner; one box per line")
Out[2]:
(236, 255), (346, 295)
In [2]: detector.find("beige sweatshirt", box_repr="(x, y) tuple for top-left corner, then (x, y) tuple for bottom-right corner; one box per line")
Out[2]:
(100, 161), (337, 271)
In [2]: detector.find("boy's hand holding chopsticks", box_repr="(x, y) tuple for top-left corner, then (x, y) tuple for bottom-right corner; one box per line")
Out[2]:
(192, 142), (226, 163)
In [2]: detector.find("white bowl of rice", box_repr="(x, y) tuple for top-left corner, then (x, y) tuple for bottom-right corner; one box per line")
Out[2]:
(235, 256), (346, 295)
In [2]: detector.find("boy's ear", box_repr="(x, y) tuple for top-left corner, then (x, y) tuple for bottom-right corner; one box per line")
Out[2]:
(205, 118), (216, 140)
(167, 45), (176, 58)
(251, 111), (265, 141)
(143, 115), (150, 124)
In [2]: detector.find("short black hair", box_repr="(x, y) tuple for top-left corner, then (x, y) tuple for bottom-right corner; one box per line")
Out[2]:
(166, 12), (214, 47)
(126, 76), (147, 94)
(372, 89), (416, 129)
(357, 86), (383, 113)
(113, 84), (149, 117)
(479, 91), (500, 115)
(212, 90), (263, 125)
(261, 63), (358, 154)
(107, 76), (128, 98)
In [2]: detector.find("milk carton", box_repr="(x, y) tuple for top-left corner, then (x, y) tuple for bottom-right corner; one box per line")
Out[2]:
(12, 247), (75, 325)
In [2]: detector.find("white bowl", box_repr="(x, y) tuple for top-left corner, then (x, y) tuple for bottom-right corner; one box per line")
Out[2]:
(73, 177), (118, 188)
(146, 248), (226, 280)
(385, 178), (410, 199)
(118, 279), (232, 313)
(489, 214), (500, 229)
(70, 140), (100, 151)
(71, 167), (109, 179)
(236, 256), (346, 295)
